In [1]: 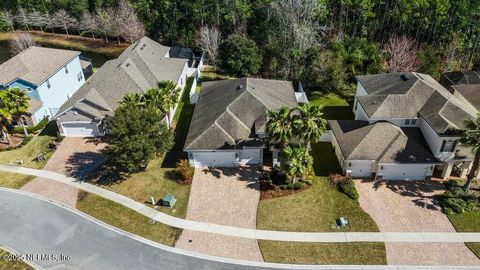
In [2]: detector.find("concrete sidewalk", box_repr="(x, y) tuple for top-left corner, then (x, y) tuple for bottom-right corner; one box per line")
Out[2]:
(3, 164), (480, 243)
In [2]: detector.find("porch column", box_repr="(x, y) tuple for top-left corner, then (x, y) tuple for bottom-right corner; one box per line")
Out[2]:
(461, 161), (473, 179)
(441, 162), (453, 180)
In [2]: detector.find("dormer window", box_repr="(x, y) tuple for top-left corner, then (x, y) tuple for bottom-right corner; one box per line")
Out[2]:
(440, 140), (457, 152)
(65, 66), (69, 74)
(46, 80), (51, 89)
(27, 87), (32, 92)
(404, 119), (411, 125)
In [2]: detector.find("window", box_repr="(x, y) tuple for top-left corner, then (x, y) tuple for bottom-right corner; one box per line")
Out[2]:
(441, 140), (457, 152)
(26, 87), (32, 92)
(354, 100), (358, 111)
(46, 80), (51, 89)
(411, 119), (417, 125)
(77, 72), (83, 82)
(404, 119), (411, 125)
(65, 66), (69, 74)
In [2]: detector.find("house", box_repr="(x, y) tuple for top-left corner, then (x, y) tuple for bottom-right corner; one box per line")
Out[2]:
(331, 72), (478, 180)
(0, 46), (90, 125)
(55, 36), (190, 137)
(184, 78), (301, 168)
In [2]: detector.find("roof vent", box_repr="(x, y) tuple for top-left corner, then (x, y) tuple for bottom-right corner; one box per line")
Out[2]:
(140, 44), (146, 51)
(237, 84), (243, 90)
(125, 63), (130, 67)
(400, 74), (409, 81)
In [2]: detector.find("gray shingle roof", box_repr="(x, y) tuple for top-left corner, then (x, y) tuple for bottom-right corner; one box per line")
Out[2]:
(330, 120), (437, 163)
(453, 84), (480, 111)
(356, 72), (476, 135)
(184, 78), (298, 150)
(441, 71), (480, 87)
(0, 47), (80, 86)
(55, 37), (187, 122)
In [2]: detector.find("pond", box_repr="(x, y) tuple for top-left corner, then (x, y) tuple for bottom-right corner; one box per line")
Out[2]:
(0, 40), (115, 68)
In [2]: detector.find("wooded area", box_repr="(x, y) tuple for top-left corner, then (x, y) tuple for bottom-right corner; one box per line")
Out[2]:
(1, 0), (479, 93)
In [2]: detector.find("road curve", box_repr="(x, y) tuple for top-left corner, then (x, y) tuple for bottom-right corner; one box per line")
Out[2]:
(0, 188), (476, 270)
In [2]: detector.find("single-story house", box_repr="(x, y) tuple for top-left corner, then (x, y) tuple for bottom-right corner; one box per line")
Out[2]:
(330, 120), (438, 180)
(184, 78), (300, 168)
(55, 36), (191, 137)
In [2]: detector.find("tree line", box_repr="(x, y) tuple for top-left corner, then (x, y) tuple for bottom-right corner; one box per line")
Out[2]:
(2, 0), (480, 93)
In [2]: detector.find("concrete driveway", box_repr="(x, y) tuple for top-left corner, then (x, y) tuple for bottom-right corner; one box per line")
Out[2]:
(21, 137), (106, 207)
(175, 167), (263, 261)
(355, 180), (480, 266)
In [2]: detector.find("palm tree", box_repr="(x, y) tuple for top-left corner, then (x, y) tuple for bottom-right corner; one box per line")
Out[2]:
(292, 104), (327, 149)
(121, 92), (144, 107)
(4, 88), (30, 136)
(266, 106), (293, 147)
(279, 145), (313, 183)
(0, 92), (14, 145)
(460, 113), (480, 191)
(157, 81), (180, 129)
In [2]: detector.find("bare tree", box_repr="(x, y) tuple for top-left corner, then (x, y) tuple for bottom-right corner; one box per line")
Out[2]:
(44, 13), (57, 34)
(9, 33), (36, 55)
(195, 25), (222, 68)
(79, 12), (98, 40)
(384, 35), (420, 73)
(14, 7), (30, 31)
(52, 9), (78, 36)
(442, 36), (471, 72)
(0, 10), (15, 31)
(106, 8), (123, 45)
(116, 0), (145, 44)
(28, 10), (47, 32)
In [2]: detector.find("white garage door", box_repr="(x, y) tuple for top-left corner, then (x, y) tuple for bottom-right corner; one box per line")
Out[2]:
(239, 149), (262, 165)
(381, 165), (428, 180)
(348, 161), (373, 178)
(62, 122), (99, 137)
(193, 151), (236, 167)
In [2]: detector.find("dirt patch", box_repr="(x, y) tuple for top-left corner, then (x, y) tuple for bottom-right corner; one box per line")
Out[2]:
(0, 135), (25, 149)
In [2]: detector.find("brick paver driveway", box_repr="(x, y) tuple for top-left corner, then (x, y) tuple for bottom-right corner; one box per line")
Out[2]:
(21, 137), (106, 207)
(355, 180), (480, 266)
(175, 167), (263, 261)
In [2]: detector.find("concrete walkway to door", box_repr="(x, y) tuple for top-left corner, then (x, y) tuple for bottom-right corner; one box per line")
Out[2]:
(355, 180), (480, 266)
(175, 167), (263, 261)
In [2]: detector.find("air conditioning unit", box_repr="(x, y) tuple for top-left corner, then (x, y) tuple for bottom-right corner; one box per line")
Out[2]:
(345, 170), (352, 178)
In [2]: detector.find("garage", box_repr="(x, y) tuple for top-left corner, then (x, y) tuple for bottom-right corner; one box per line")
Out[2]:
(379, 164), (430, 180)
(346, 160), (374, 178)
(192, 151), (236, 167)
(239, 148), (262, 165)
(61, 122), (101, 137)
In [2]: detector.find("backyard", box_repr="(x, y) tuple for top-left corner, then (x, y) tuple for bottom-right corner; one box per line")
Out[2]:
(308, 92), (354, 120)
(256, 142), (386, 264)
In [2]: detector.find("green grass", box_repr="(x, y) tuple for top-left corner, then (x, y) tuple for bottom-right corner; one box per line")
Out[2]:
(308, 92), (354, 120)
(258, 242), (386, 265)
(95, 159), (190, 218)
(76, 192), (181, 246)
(257, 142), (385, 264)
(0, 123), (57, 188)
(0, 248), (33, 270)
(447, 210), (480, 259)
(201, 65), (236, 82)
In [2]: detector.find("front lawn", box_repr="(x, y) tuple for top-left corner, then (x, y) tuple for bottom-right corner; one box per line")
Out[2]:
(257, 142), (385, 264)
(76, 192), (181, 246)
(447, 210), (480, 259)
(0, 123), (57, 188)
(308, 92), (354, 120)
(96, 159), (190, 218)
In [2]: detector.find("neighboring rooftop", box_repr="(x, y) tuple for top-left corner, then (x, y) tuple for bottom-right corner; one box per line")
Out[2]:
(441, 71), (480, 88)
(355, 72), (476, 135)
(453, 84), (480, 111)
(184, 78), (298, 150)
(55, 37), (187, 120)
(330, 120), (437, 163)
(0, 46), (80, 86)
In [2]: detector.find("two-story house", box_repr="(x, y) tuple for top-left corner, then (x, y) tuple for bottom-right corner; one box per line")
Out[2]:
(0, 47), (90, 125)
(330, 72), (478, 180)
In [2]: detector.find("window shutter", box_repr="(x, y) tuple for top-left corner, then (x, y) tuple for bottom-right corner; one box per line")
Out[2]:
(452, 140), (458, 151)
(440, 140), (446, 152)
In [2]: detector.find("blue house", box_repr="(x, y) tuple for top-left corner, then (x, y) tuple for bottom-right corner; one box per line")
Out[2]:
(0, 47), (91, 125)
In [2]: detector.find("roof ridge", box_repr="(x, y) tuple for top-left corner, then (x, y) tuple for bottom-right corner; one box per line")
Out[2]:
(376, 126), (403, 162)
(347, 123), (377, 159)
(224, 108), (251, 132)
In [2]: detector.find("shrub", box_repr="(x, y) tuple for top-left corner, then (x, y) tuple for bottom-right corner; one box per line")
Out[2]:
(175, 159), (194, 183)
(329, 173), (344, 186)
(11, 117), (49, 134)
(441, 181), (479, 214)
(293, 182), (304, 190)
(338, 178), (359, 200)
(0, 135), (32, 152)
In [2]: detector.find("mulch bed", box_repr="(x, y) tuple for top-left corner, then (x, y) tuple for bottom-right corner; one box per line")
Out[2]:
(259, 179), (312, 200)
(0, 135), (24, 149)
